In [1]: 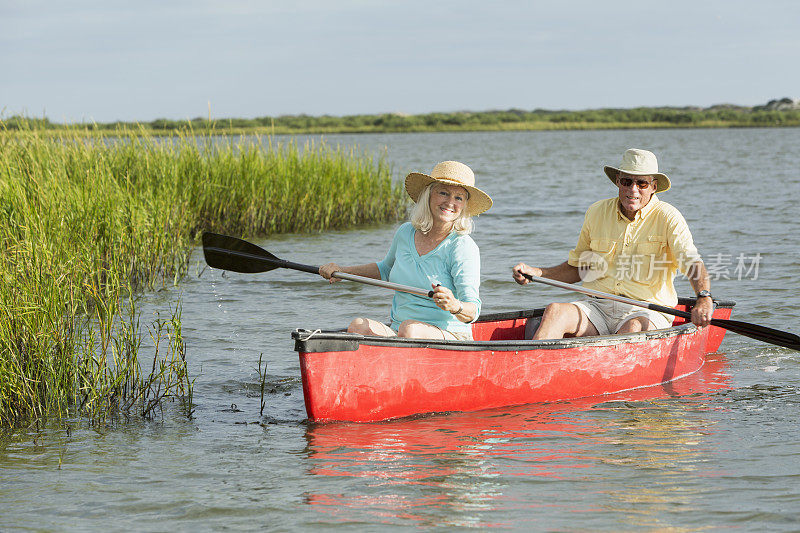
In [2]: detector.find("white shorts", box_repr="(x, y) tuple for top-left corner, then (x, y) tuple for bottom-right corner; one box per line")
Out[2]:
(571, 297), (673, 336)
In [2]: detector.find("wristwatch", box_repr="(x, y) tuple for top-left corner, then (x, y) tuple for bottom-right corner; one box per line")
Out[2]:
(696, 290), (712, 300)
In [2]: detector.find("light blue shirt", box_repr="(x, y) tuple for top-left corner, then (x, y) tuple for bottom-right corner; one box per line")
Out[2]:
(376, 222), (482, 334)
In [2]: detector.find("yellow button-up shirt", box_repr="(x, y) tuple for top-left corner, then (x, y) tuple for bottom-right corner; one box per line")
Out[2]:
(567, 195), (701, 307)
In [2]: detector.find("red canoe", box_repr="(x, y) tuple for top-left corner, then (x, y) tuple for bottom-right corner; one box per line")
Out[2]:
(293, 297), (734, 423)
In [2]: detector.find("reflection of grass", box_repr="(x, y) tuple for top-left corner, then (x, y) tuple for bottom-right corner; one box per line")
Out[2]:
(0, 123), (405, 425)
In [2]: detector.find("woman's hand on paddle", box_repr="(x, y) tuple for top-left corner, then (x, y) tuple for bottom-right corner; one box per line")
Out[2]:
(512, 263), (541, 285)
(691, 297), (714, 327)
(431, 284), (460, 313)
(319, 263), (343, 283)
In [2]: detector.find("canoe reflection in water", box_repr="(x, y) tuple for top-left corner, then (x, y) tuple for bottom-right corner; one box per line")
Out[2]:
(303, 353), (732, 528)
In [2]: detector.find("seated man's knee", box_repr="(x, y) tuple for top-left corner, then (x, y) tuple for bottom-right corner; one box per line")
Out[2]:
(533, 302), (573, 339)
(618, 316), (649, 333)
(536, 302), (597, 339)
(542, 302), (568, 320)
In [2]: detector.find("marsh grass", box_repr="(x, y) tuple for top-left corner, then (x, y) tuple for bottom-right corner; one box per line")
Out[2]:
(0, 122), (405, 425)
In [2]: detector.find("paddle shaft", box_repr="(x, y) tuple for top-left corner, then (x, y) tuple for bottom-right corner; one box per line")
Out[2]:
(522, 273), (693, 320)
(204, 245), (434, 298)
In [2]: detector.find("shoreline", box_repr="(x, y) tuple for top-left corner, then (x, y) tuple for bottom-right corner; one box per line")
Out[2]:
(3, 120), (800, 139)
(4, 104), (800, 137)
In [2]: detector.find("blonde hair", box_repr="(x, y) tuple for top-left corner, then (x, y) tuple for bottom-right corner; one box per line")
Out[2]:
(410, 184), (473, 235)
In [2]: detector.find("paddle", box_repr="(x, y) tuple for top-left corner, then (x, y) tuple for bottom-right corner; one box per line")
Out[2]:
(521, 272), (800, 351)
(202, 232), (435, 298)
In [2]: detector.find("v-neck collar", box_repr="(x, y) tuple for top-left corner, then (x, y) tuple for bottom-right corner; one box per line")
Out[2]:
(412, 229), (452, 259)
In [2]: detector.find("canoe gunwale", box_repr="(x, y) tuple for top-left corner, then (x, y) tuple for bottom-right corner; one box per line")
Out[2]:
(293, 299), (735, 354)
(294, 322), (697, 353)
(474, 297), (735, 323)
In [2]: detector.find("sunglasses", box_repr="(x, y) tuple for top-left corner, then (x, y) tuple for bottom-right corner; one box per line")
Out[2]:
(617, 176), (655, 189)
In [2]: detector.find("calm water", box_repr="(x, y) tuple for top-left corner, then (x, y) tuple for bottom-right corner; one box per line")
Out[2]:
(2, 129), (799, 531)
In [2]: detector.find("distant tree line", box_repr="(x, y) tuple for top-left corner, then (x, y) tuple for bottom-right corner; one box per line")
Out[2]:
(3, 104), (800, 133)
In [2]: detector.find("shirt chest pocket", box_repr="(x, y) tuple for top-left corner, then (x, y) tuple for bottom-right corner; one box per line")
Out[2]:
(632, 238), (667, 283)
(588, 239), (618, 271)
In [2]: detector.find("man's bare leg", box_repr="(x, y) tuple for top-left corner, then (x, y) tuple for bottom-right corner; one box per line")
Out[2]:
(532, 303), (599, 340)
(616, 316), (656, 334)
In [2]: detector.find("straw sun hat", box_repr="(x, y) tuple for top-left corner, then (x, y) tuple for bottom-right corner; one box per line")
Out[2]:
(603, 148), (671, 193)
(404, 161), (493, 217)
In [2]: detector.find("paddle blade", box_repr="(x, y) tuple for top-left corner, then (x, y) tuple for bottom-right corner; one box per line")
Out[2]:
(202, 232), (280, 273)
(711, 318), (800, 351)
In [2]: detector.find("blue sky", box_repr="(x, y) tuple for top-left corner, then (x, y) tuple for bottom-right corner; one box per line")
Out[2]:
(2, 0), (799, 123)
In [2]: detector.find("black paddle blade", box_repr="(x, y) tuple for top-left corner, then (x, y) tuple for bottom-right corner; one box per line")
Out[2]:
(202, 232), (280, 273)
(711, 318), (800, 351)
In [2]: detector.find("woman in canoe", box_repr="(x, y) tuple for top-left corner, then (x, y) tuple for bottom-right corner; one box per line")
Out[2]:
(319, 161), (492, 340)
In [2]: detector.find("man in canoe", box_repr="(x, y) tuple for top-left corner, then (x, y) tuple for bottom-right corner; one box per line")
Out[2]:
(319, 161), (493, 340)
(512, 148), (714, 339)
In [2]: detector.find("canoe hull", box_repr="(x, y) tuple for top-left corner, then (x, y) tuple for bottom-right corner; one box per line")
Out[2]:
(295, 299), (734, 423)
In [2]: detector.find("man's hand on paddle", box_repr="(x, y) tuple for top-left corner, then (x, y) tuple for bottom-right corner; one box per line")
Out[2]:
(512, 263), (542, 285)
(691, 297), (714, 327)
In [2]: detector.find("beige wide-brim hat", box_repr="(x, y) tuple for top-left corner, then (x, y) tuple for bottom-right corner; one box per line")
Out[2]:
(405, 161), (493, 217)
(603, 148), (671, 193)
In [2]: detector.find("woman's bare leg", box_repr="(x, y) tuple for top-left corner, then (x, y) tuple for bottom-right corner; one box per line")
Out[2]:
(397, 320), (452, 340)
(347, 317), (396, 337)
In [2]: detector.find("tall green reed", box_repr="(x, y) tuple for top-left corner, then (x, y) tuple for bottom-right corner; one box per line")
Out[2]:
(0, 122), (406, 425)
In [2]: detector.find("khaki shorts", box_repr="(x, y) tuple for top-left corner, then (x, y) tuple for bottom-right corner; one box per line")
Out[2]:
(389, 322), (473, 341)
(425, 324), (471, 341)
(571, 297), (673, 336)
(441, 329), (473, 341)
